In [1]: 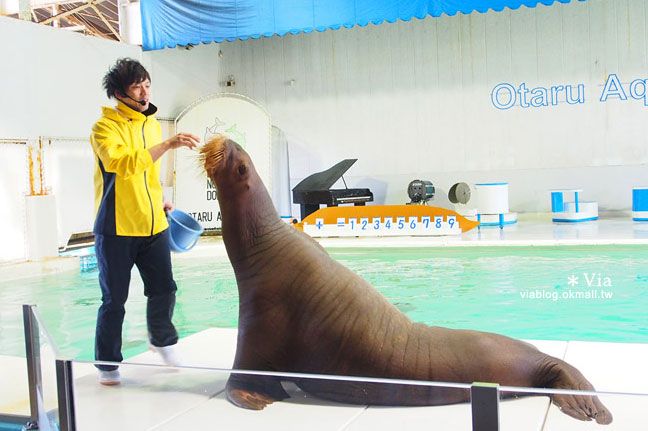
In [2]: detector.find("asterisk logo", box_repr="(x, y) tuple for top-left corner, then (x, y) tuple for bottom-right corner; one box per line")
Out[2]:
(567, 275), (579, 286)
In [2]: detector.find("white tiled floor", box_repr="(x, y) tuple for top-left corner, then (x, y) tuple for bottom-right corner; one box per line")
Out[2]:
(55, 330), (646, 431)
(2, 320), (646, 429)
(543, 341), (648, 431)
(0, 348), (94, 416)
(152, 387), (367, 431)
(344, 397), (550, 431)
(0, 355), (32, 416)
(313, 215), (648, 248)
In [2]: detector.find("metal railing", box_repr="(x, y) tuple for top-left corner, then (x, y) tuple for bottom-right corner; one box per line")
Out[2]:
(21, 304), (76, 431)
(18, 302), (502, 431)
(22, 304), (41, 430)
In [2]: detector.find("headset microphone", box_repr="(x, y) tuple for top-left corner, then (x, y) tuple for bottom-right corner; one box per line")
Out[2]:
(124, 94), (147, 106)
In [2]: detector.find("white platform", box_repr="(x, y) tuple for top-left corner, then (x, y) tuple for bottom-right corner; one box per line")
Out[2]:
(552, 202), (599, 223)
(3, 329), (646, 430)
(470, 212), (518, 226)
(4, 215), (648, 283)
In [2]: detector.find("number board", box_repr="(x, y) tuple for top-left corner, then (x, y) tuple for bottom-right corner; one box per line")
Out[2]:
(304, 215), (461, 237)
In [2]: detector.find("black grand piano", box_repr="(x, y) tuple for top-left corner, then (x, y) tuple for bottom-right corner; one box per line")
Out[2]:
(292, 159), (374, 220)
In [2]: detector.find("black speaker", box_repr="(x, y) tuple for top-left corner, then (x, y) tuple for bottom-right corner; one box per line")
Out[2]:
(407, 180), (435, 204)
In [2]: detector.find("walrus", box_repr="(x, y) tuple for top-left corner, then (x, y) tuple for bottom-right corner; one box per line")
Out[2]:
(200, 135), (612, 425)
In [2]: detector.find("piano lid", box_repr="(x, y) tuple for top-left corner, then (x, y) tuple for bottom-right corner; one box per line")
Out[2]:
(293, 159), (358, 192)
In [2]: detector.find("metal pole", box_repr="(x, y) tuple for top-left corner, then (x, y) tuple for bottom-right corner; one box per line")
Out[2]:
(22, 304), (41, 430)
(471, 382), (500, 431)
(56, 359), (77, 431)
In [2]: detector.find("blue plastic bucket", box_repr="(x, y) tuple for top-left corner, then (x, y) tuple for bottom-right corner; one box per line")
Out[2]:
(167, 209), (204, 253)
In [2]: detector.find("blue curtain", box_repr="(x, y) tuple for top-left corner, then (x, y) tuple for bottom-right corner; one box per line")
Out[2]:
(141, 0), (583, 51)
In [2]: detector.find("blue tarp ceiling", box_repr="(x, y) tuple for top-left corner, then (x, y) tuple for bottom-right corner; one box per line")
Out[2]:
(140, 0), (584, 51)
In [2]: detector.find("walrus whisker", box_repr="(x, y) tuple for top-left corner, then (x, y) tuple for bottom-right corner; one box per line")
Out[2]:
(199, 134), (228, 177)
(182, 150), (211, 180)
(201, 153), (224, 179)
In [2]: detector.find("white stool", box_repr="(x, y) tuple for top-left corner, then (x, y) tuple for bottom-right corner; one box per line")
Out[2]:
(632, 187), (648, 221)
(474, 182), (517, 227)
(549, 189), (598, 222)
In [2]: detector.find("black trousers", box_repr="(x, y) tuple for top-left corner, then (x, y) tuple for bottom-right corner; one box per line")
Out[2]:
(94, 230), (178, 371)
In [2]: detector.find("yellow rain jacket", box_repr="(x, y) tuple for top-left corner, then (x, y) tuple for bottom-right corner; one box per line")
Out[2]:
(90, 101), (169, 236)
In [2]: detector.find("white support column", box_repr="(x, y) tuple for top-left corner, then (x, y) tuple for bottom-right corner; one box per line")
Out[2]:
(18, 0), (30, 20)
(118, 0), (142, 45)
(25, 194), (59, 260)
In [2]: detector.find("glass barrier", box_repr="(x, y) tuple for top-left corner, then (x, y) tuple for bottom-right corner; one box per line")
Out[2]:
(0, 303), (63, 430)
(0, 303), (31, 428)
(8, 300), (648, 431)
(61, 359), (648, 431)
(30, 305), (62, 431)
(498, 386), (647, 431)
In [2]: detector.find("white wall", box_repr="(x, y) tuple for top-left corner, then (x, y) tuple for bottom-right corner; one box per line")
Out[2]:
(0, 16), (141, 138)
(148, 0), (648, 215)
(3, 0), (648, 260)
(0, 142), (28, 261)
(0, 16), (140, 261)
(143, 43), (223, 119)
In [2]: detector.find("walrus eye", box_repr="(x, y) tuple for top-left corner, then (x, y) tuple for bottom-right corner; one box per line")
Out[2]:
(238, 164), (248, 176)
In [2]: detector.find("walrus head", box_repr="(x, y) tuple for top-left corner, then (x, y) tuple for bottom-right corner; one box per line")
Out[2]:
(200, 134), (256, 201)
(200, 134), (282, 261)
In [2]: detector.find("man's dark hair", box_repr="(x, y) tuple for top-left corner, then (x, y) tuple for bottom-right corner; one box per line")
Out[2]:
(102, 58), (151, 99)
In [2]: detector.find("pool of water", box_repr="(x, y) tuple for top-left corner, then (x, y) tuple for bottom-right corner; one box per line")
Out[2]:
(1, 245), (647, 361)
(0, 423), (23, 431)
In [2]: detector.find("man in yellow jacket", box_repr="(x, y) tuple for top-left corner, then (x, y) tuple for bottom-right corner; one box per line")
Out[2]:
(90, 58), (200, 385)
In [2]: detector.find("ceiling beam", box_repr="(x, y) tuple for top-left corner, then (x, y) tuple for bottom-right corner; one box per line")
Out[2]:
(36, 0), (87, 7)
(38, 0), (105, 26)
(65, 11), (103, 37)
(91, 3), (120, 41)
(61, 24), (86, 32)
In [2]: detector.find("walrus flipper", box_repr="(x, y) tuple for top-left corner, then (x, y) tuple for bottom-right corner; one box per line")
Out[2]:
(545, 361), (613, 425)
(551, 394), (612, 425)
(226, 374), (290, 410)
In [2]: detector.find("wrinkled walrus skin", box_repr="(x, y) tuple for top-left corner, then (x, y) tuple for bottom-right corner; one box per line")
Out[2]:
(200, 135), (612, 425)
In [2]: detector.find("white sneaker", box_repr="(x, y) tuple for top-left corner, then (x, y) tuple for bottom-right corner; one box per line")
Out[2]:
(98, 369), (121, 386)
(150, 344), (182, 367)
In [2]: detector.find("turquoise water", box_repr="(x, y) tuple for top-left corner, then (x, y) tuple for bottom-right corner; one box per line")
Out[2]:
(1, 245), (647, 361)
(0, 423), (23, 431)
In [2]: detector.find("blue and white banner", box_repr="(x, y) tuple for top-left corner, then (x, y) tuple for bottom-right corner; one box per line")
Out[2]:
(140, 0), (584, 51)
